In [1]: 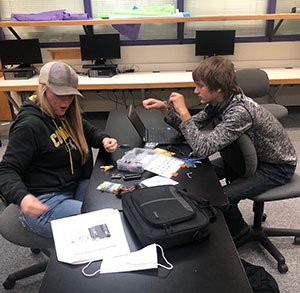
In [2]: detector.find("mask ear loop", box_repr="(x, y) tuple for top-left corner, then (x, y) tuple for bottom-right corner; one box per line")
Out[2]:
(82, 260), (101, 277)
(156, 244), (173, 270)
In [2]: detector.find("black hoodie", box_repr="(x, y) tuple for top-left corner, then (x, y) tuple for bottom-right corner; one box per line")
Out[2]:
(0, 98), (109, 205)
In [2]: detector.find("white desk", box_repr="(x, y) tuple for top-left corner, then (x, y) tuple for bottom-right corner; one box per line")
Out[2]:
(261, 67), (300, 102)
(0, 71), (195, 92)
(1, 68), (299, 111)
(262, 67), (300, 85)
(0, 71), (195, 111)
(1, 68), (299, 89)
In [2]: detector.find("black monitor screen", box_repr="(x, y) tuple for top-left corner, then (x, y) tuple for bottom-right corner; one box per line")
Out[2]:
(0, 39), (43, 67)
(195, 30), (236, 57)
(79, 34), (121, 65)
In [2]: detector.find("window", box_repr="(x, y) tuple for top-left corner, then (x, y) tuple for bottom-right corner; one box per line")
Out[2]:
(0, 0), (299, 46)
(0, 0), (85, 42)
(275, 0), (300, 35)
(184, 0), (269, 38)
(91, 0), (178, 40)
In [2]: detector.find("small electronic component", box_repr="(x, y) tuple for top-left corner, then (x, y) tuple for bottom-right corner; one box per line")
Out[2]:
(153, 147), (175, 156)
(122, 173), (142, 181)
(96, 181), (122, 193)
(119, 144), (131, 148)
(111, 173), (122, 179)
(100, 165), (114, 172)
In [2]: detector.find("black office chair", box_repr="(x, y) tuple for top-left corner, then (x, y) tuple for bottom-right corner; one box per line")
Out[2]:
(235, 68), (288, 121)
(0, 150), (94, 289)
(219, 134), (300, 274)
(0, 197), (54, 290)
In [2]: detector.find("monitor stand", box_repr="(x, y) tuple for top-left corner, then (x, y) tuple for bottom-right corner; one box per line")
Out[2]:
(82, 63), (117, 69)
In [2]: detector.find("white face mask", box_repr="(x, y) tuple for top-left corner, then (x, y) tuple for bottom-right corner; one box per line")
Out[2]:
(82, 243), (173, 277)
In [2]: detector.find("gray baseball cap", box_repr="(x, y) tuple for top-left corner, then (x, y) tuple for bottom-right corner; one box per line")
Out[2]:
(39, 61), (83, 98)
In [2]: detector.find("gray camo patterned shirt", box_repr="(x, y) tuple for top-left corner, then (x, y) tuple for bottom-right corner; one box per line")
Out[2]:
(166, 93), (297, 166)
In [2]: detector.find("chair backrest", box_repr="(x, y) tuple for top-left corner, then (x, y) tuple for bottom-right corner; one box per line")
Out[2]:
(236, 68), (269, 98)
(220, 134), (258, 182)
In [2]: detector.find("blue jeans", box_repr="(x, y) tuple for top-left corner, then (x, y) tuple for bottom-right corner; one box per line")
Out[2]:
(213, 161), (296, 236)
(19, 179), (89, 238)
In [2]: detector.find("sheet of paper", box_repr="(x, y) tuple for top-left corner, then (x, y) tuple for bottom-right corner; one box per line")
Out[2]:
(141, 175), (178, 187)
(51, 209), (130, 265)
(144, 154), (183, 178)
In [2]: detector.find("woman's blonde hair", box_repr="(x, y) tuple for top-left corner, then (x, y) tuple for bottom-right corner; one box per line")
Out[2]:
(192, 56), (243, 99)
(34, 84), (89, 164)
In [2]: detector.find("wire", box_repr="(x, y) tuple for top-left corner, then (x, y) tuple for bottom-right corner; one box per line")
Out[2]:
(145, 89), (163, 100)
(118, 64), (140, 74)
(121, 90), (128, 109)
(129, 90), (136, 108)
(130, 64), (140, 72)
(95, 92), (124, 107)
(76, 71), (88, 76)
(111, 91), (121, 109)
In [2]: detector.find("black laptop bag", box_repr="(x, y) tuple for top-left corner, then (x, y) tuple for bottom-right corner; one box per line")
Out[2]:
(122, 185), (217, 249)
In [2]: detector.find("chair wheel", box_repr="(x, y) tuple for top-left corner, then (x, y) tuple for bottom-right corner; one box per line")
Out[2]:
(31, 248), (41, 254)
(294, 236), (300, 245)
(278, 263), (288, 274)
(3, 279), (16, 290)
(262, 213), (267, 222)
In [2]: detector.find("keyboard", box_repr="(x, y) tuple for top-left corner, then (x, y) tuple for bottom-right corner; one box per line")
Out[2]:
(146, 128), (170, 143)
(0, 67), (34, 72)
(82, 64), (117, 69)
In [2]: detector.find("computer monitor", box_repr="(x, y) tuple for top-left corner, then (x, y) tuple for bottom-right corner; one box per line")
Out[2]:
(0, 38), (43, 68)
(195, 30), (236, 57)
(79, 33), (121, 66)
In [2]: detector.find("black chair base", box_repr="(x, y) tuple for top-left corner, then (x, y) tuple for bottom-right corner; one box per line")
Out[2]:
(2, 260), (48, 290)
(235, 201), (300, 274)
(2, 248), (51, 290)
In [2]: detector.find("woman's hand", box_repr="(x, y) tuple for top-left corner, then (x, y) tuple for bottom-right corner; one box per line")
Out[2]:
(20, 194), (49, 218)
(102, 137), (118, 153)
(168, 92), (191, 122)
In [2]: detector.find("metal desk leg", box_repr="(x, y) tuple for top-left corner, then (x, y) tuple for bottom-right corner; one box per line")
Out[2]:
(3, 91), (20, 112)
(141, 89), (146, 100)
(268, 84), (284, 103)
